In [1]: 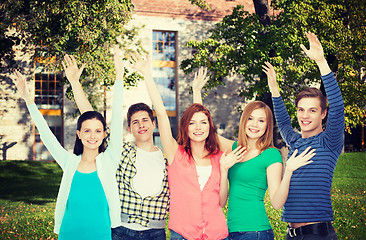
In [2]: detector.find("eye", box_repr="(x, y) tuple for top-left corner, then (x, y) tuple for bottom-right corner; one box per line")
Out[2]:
(202, 121), (208, 124)
(298, 109), (304, 112)
(259, 119), (265, 123)
(85, 129), (90, 132)
(189, 122), (195, 125)
(248, 117), (253, 120)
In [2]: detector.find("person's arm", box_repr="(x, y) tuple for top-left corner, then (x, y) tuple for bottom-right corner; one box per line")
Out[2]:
(192, 67), (209, 105)
(13, 70), (69, 169)
(105, 45), (125, 168)
(267, 147), (315, 209)
(301, 32), (344, 149)
(219, 146), (247, 207)
(263, 62), (297, 144)
(192, 67), (235, 152)
(134, 54), (178, 164)
(62, 55), (93, 113)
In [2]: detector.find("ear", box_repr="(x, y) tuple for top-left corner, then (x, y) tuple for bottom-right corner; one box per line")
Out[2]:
(76, 130), (81, 139)
(152, 120), (156, 128)
(321, 109), (327, 119)
(103, 130), (107, 138)
(127, 126), (132, 133)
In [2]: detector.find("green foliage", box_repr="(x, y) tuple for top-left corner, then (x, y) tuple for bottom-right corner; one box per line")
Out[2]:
(181, 1), (366, 132)
(188, 0), (210, 10)
(3, 0), (145, 113)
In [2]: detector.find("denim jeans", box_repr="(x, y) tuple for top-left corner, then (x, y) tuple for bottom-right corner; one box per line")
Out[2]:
(229, 229), (274, 240)
(112, 226), (166, 240)
(170, 230), (229, 240)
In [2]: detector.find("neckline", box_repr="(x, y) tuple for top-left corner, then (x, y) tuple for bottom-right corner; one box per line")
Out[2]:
(76, 170), (97, 174)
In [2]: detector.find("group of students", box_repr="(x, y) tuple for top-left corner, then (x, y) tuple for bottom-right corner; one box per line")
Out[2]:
(13, 32), (344, 240)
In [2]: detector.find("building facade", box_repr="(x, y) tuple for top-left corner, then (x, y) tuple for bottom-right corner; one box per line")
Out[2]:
(0, 0), (259, 160)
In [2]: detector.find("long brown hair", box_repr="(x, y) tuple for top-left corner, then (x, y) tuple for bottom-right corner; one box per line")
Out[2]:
(177, 103), (220, 159)
(238, 101), (274, 151)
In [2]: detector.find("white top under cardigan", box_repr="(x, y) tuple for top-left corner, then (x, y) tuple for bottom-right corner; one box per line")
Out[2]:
(26, 80), (124, 234)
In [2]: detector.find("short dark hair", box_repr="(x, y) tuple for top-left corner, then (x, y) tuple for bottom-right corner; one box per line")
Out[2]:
(295, 87), (327, 112)
(127, 103), (154, 127)
(73, 111), (107, 155)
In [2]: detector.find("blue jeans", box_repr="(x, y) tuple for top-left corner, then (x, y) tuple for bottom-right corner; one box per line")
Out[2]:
(229, 229), (274, 240)
(170, 230), (229, 240)
(112, 226), (166, 240)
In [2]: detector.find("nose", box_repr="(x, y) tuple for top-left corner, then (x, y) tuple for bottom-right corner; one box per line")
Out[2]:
(303, 111), (310, 118)
(195, 123), (201, 130)
(91, 131), (96, 138)
(138, 122), (145, 129)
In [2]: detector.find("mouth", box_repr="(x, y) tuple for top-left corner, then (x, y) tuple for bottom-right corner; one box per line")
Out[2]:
(87, 140), (98, 144)
(301, 120), (311, 126)
(249, 128), (260, 133)
(138, 129), (148, 134)
(193, 132), (204, 136)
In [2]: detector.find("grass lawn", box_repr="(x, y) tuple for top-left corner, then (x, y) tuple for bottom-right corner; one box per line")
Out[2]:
(0, 152), (365, 239)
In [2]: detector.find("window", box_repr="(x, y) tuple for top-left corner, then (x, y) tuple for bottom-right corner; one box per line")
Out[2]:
(33, 58), (63, 161)
(152, 31), (178, 144)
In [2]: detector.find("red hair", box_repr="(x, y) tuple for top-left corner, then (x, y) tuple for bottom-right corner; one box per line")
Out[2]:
(177, 103), (220, 159)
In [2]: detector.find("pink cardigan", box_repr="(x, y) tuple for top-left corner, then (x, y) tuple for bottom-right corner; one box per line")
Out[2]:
(168, 146), (228, 240)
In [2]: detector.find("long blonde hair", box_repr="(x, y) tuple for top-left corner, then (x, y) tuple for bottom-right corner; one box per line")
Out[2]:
(237, 101), (274, 151)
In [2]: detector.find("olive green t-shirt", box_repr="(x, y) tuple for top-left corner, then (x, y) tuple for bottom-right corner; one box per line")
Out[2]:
(227, 142), (282, 232)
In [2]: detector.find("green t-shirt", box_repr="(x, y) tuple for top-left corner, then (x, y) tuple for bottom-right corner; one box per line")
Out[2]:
(227, 142), (282, 232)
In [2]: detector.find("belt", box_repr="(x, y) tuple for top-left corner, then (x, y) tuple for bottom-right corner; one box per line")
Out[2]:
(120, 213), (166, 229)
(287, 222), (333, 238)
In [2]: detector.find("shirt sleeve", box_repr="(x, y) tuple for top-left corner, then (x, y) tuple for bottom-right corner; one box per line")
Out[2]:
(321, 72), (345, 151)
(104, 80), (124, 169)
(27, 103), (70, 170)
(272, 96), (299, 146)
(264, 148), (283, 167)
(231, 141), (238, 151)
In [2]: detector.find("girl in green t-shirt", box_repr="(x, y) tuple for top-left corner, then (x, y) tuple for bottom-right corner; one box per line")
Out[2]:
(192, 69), (316, 240)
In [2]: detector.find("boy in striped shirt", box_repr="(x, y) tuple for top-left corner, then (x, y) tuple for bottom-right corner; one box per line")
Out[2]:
(264, 32), (344, 239)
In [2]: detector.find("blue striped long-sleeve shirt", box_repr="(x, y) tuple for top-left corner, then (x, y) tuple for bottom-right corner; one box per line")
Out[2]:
(272, 72), (344, 223)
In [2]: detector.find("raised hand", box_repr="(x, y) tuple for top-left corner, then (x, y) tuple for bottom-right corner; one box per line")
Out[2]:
(262, 61), (280, 97)
(285, 146), (315, 173)
(62, 55), (86, 84)
(300, 32), (325, 63)
(13, 70), (34, 105)
(192, 67), (209, 92)
(128, 52), (151, 75)
(111, 44), (125, 80)
(220, 146), (247, 171)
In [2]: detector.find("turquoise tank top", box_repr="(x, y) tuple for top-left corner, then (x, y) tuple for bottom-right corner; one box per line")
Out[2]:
(59, 170), (111, 240)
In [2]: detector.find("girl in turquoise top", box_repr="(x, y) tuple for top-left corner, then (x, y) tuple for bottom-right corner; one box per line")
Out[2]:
(12, 45), (125, 240)
(193, 70), (316, 240)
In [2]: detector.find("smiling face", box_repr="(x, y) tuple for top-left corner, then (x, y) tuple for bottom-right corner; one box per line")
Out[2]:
(245, 108), (267, 141)
(297, 97), (327, 138)
(188, 112), (210, 143)
(128, 110), (155, 143)
(76, 119), (106, 152)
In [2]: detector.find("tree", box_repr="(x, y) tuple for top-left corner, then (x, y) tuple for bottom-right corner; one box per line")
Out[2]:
(181, 0), (366, 132)
(1, 0), (143, 113)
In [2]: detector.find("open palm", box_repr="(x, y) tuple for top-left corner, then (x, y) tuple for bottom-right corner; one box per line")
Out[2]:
(62, 55), (86, 84)
(300, 32), (325, 62)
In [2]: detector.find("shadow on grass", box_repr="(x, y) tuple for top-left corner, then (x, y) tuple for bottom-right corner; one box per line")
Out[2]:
(0, 160), (62, 204)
